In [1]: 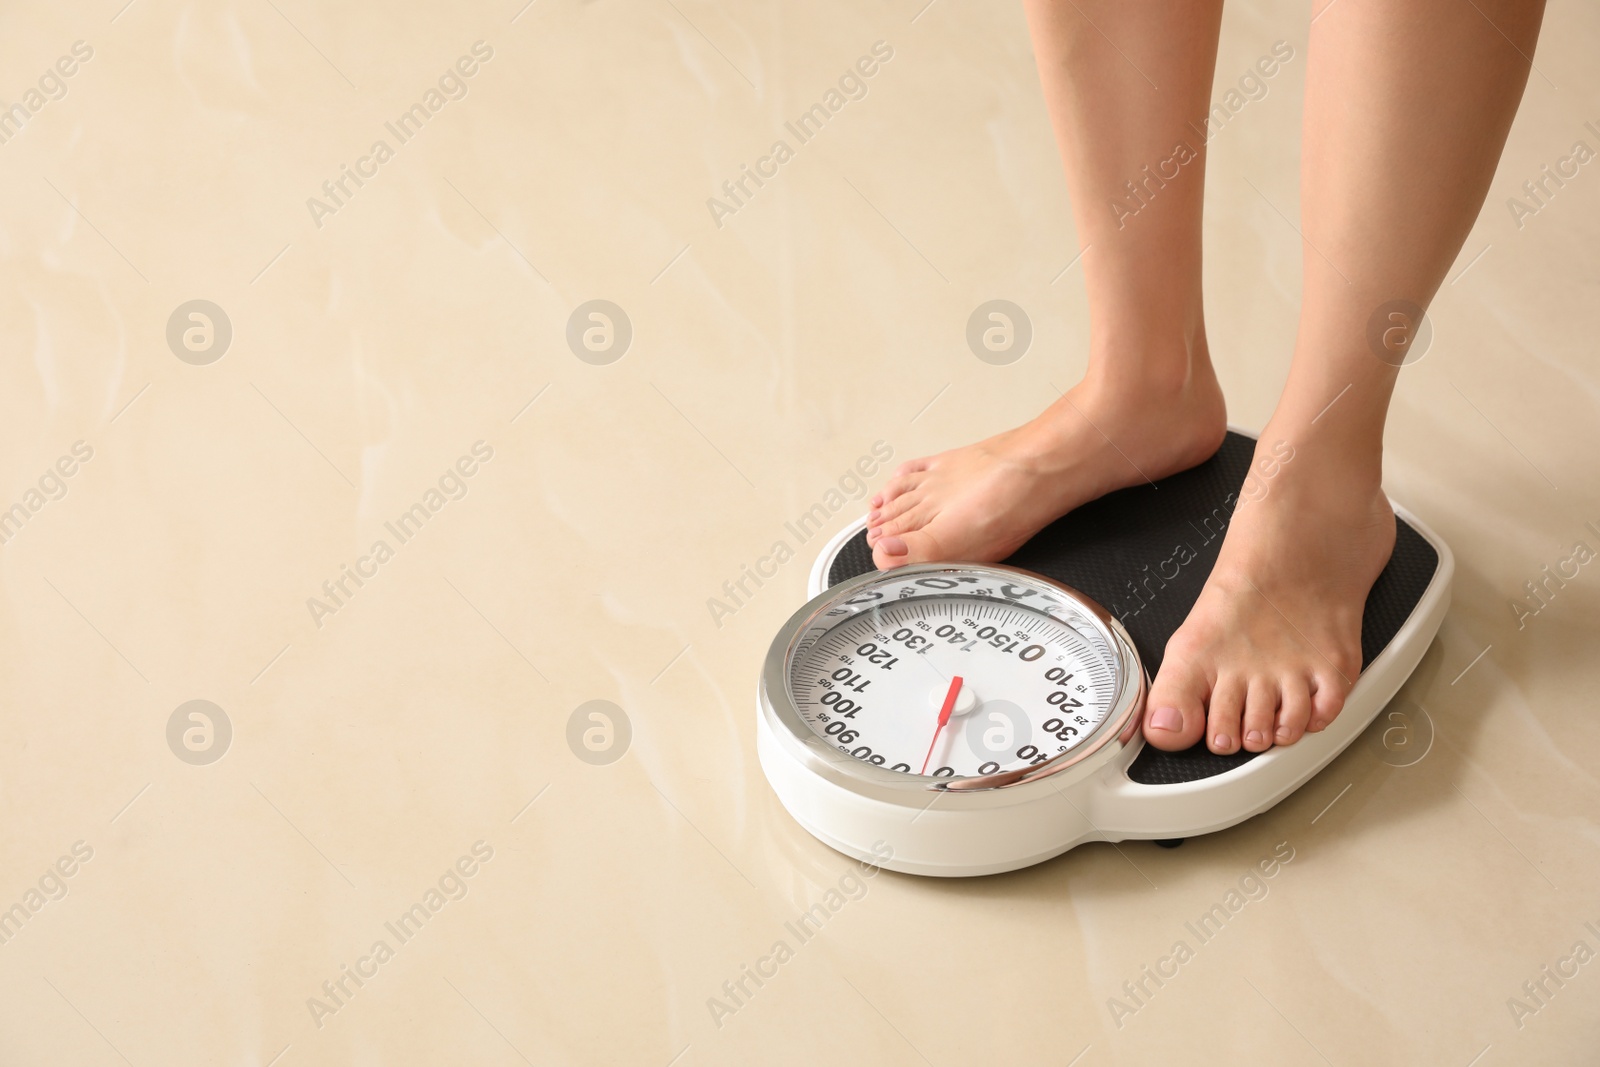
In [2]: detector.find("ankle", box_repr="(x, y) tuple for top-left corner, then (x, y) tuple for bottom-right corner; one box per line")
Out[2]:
(1259, 408), (1384, 488)
(1246, 427), (1385, 514)
(1080, 335), (1220, 410)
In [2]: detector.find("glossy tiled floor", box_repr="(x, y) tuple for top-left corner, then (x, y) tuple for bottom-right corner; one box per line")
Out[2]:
(2, 0), (1598, 1063)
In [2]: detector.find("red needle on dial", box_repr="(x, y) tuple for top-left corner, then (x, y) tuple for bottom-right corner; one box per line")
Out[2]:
(920, 675), (964, 775)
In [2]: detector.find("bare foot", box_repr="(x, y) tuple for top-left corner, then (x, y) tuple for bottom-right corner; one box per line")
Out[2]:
(1142, 431), (1396, 755)
(866, 373), (1226, 570)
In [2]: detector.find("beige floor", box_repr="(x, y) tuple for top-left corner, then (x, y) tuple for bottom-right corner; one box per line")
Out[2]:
(2, 0), (1598, 1063)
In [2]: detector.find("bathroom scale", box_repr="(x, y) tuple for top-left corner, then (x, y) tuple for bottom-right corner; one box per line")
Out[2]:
(756, 430), (1452, 876)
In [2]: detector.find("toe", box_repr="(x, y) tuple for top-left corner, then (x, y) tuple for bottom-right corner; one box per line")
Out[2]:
(870, 495), (936, 562)
(1241, 678), (1278, 752)
(1275, 676), (1313, 746)
(874, 502), (929, 542)
(1307, 670), (1350, 733)
(895, 528), (947, 564)
(871, 535), (909, 569)
(878, 472), (923, 507)
(1143, 657), (1208, 751)
(875, 488), (922, 528)
(871, 528), (944, 569)
(891, 458), (929, 479)
(1206, 675), (1246, 754)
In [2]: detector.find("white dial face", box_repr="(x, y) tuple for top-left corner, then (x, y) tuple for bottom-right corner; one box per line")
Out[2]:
(787, 584), (1123, 779)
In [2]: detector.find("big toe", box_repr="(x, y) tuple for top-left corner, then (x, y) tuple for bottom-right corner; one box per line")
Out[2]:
(871, 528), (944, 570)
(1142, 660), (1207, 751)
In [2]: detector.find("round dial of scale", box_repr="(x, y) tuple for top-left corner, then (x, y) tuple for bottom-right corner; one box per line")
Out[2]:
(764, 563), (1145, 789)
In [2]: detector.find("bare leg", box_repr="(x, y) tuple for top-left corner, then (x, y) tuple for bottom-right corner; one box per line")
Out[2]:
(1144, 0), (1546, 754)
(867, 1), (1228, 569)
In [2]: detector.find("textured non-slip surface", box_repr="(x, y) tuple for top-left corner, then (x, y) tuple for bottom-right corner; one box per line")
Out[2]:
(826, 432), (1441, 784)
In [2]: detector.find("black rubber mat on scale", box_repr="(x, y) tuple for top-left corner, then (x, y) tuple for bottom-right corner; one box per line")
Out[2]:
(825, 431), (1440, 785)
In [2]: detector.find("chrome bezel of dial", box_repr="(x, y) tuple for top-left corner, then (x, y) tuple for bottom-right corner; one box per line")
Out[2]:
(759, 562), (1146, 805)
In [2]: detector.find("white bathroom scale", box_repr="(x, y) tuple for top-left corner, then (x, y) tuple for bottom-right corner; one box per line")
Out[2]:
(756, 430), (1452, 876)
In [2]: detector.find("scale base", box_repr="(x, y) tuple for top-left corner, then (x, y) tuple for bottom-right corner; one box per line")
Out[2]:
(784, 431), (1453, 874)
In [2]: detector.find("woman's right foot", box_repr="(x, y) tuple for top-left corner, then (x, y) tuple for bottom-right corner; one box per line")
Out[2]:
(866, 367), (1228, 570)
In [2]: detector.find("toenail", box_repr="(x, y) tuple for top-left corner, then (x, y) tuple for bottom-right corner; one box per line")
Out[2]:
(879, 536), (907, 556)
(1148, 706), (1183, 732)
(1213, 733), (1232, 750)
(869, 510), (881, 522)
(1246, 730), (1265, 745)
(1276, 728), (1293, 742)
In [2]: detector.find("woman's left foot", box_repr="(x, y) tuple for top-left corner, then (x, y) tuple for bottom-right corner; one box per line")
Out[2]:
(1141, 430), (1397, 755)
